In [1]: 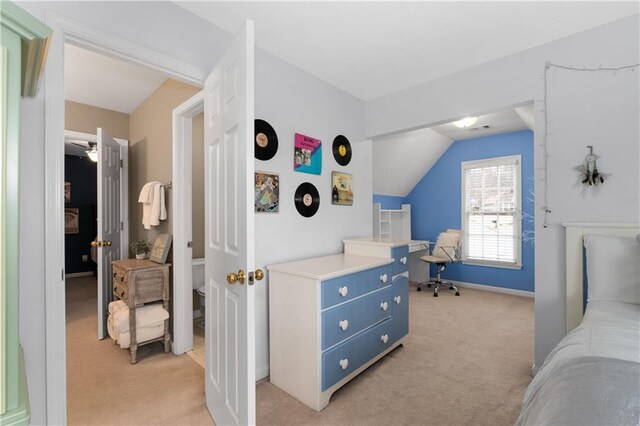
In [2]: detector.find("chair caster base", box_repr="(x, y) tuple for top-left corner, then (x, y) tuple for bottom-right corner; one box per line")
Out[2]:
(455, 292), (460, 296)
(433, 292), (438, 297)
(417, 287), (422, 292)
(426, 283), (432, 288)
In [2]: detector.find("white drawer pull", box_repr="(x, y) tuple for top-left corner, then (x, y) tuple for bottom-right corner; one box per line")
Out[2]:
(339, 319), (349, 331)
(339, 358), (349, 370)
(380, 301), (389, 311)
(400, 256), (407, 264)
(380, 334), (389, 344)
(338, 286), (349, 297)
(379, 273), (388, 283)
(394, 296), (402, 304)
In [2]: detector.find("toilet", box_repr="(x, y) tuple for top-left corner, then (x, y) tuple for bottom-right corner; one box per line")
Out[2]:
(196, 286), (205, 329)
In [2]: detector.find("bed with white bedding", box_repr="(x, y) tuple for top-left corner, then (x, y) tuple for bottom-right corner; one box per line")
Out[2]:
(517, 224), (640, 426)
(516, 301), (639, 425)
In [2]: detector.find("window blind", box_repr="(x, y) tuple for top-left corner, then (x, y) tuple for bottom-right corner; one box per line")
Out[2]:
(462, 156), (521, 265)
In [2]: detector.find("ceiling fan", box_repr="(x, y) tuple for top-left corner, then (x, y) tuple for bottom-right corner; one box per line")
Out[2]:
(69, 139), (98, 162)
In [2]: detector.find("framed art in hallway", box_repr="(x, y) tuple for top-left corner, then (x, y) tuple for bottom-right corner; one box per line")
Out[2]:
(64, 181), (71, 202)
(65, 208), (79, 234)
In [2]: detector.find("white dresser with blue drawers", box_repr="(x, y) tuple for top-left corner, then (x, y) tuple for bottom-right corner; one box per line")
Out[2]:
(268, 245), (410, 411)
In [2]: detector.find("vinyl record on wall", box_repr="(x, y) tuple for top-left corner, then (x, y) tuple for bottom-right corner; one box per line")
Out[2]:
(254, 119), (279, 161)
(332, 135), (352, 166)
(294, 182), (320, 218)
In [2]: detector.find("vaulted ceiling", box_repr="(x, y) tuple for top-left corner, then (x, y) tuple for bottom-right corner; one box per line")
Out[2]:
(176, 1), (638, 101)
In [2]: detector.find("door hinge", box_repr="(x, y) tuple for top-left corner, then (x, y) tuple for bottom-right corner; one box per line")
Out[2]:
(119, 159), (123, 168)
(120, 221), (124, 231)
(187, 241), (193, 248)
(62, 268), (65, 280)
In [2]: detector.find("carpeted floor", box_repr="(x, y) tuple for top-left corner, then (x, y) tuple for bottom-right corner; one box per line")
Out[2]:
(66, 277), (533, 425)
(66, 276), (213, 425)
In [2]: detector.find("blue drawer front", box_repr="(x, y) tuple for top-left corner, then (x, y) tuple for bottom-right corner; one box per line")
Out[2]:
(391, 275), (409, 342)
(321, 264), (392, 309)
(322, 319), (393, 391)
(391, 245), (409, 276)
(321, 287), (392, 350)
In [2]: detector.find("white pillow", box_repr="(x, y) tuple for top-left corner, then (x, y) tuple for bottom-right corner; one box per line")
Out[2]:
(584, 234), (640, 305)
(433, 232), (461, 261)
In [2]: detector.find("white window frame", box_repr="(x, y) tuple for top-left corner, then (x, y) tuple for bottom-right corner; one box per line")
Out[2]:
(461, 155), (522, 270)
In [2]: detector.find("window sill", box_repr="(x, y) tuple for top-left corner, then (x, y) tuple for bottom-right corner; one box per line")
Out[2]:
(462, 260), (522, 270)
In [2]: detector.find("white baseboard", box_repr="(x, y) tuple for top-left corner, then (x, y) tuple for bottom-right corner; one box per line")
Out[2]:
(256, 366), (269, 381)
(449, 280), (534, 298)
(65, 271), (94, 279)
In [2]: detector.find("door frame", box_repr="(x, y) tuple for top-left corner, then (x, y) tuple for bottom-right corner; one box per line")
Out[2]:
(171, 91), (204, 355)
(44, 13), (206, 424)
(64, 129), (130, 257)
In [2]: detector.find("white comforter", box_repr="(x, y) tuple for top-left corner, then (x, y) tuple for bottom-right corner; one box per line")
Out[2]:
(517, 301), (640, 425)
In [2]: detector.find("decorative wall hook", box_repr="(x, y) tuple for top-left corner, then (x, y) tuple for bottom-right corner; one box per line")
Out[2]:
(574, 145), (608, 187)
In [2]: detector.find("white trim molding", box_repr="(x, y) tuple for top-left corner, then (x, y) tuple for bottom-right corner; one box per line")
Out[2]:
(172, 92), (205, 356)
(43, 11), (206, 424)
(449, 280), (534, 298)
(64, 271), (94, 279)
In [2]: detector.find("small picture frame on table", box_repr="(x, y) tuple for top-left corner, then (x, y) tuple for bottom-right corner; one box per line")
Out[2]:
(149, 234), (173, 264)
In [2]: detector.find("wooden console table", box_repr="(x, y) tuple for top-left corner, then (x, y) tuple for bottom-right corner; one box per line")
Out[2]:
(111, 259), (171, 364)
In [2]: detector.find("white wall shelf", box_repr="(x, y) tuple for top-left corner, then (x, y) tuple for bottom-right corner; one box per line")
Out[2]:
(373, 203), (411, 241)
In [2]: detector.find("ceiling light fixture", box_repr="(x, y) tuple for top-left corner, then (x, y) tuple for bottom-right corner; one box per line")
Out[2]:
(452, 116), (479, 128)
(86, 148), (98, 162)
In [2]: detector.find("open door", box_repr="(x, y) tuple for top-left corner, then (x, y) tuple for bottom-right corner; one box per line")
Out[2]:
(96, 128), (123, 339)
(204, 21), (256, 425)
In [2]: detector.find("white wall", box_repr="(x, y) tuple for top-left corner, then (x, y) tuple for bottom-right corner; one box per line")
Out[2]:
(17, 2), (370, 420)
(254, 49), (369, 379)
(16, 2), (231, 423)
(366, 14), (640, 370)
(373, 128), (452, 196)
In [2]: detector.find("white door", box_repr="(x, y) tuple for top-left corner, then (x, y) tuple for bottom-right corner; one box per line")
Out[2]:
(204, 21), (256, 425)
(96, 127), (122, 339)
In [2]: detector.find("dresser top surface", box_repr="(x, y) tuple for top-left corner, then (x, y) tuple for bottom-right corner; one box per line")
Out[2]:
(268, 254), (392, 281)
(112, 259), (171, 271)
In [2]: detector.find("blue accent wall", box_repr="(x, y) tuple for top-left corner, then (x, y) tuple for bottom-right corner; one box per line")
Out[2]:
(372, 194), (406, 209)
(405, 130), (534, 292)
(65, 155), (97, 274)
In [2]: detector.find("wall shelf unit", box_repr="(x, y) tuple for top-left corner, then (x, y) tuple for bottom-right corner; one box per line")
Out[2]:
(372, 203), (411, 241)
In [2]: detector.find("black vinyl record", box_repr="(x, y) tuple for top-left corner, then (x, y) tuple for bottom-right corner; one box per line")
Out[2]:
(254, 119), (278, 161)
(294, 182), (320, 218)
(332, 135), (352, 166)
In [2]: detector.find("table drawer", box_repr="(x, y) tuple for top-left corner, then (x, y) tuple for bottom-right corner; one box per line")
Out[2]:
(132, 269), (165, 303)
(321, 264), (392, 309)
(391, 245), (409, 275)
(113, 279), (129, 303)
(321, 318), (393, 391)
(321, 287), (392, 350)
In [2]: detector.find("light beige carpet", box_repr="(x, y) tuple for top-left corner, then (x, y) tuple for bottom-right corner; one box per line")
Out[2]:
(67, 277), (533, 425)
(256, 284), (533, 425)
(66, 276), (213, 425)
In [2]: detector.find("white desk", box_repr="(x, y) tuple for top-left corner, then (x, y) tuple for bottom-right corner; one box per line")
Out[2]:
(408, 240), (429, 283)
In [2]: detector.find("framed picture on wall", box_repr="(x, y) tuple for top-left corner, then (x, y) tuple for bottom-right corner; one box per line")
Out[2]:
(149, 234), (173, 264)
(331, 171), (353, 206)
(64, 182), (71, 203)
(65, 208), (79, 234)
(254, 171), (279, 213)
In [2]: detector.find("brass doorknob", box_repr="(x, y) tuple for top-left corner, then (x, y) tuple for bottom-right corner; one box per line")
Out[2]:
(104, 241), (112, 247)
(254, 269), (264, 281)
(226, 269), (246, 285)
(91, 241), (102, 248)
